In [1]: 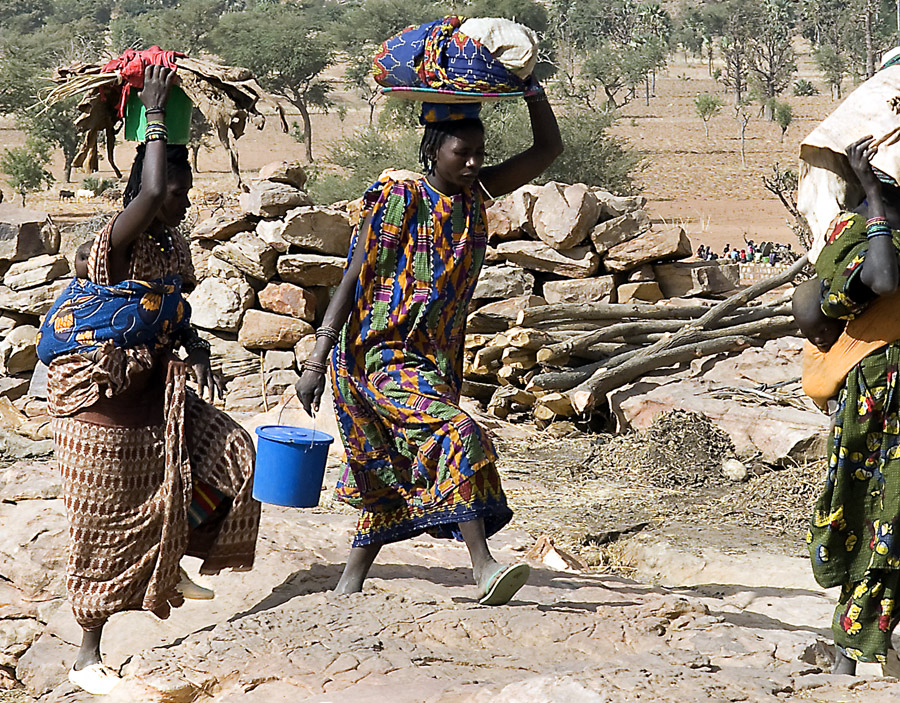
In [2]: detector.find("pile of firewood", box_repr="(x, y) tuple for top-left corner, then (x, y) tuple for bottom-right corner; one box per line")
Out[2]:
(462, 257), (806, 425)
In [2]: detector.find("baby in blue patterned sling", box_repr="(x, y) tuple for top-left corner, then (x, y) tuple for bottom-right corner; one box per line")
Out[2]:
(36, 238), (191, 365)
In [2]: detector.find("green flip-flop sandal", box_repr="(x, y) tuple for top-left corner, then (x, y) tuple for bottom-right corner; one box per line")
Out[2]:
(477, 563), (530, 606)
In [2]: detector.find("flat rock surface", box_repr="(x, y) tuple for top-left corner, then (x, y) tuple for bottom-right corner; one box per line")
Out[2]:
(1, 413), (896, 702)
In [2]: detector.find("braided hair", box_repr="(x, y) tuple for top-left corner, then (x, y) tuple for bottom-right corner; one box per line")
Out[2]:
(418, 117), (484, 174)
(123, 143), (191, 207)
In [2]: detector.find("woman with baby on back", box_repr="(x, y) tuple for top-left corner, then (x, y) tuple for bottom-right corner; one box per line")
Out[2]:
(47, 63), (260, 695)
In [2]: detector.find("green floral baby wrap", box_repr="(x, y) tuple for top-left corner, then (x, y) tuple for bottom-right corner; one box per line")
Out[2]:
(809, 211), (900, 663)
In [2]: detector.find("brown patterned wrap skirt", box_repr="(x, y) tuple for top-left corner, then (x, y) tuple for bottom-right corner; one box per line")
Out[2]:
(53, 362), (260, 630)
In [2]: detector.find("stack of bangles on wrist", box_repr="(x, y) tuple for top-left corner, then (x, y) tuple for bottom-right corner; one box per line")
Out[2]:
(303, 359), (327, 375)
(181, 327), (211, 355)
(315, 325), (340, 343)
(866, 216), (891, 239)
(524, 89), (547, 104)
(145, 119), (168, 142)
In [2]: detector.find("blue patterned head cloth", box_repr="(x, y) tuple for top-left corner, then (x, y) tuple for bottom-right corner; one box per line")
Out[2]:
(419, 102), (482, 125)
(373, 16), (524, 94)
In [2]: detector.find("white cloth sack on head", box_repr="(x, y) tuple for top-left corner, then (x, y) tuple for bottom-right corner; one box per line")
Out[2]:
(459, 17), (539, 79)
(799, 66), (900, 263)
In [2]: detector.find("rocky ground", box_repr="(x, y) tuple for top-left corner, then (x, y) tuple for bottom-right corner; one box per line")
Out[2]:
(1, 404), (900, 703)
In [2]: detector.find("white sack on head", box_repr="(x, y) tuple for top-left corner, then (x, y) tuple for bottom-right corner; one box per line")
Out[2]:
(459, 17), (539, 79)
(799, 66), (900, 263)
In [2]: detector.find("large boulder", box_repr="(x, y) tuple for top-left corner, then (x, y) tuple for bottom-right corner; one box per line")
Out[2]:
(277, 254), (345, 287)
(281, 206), (352, 256)
(543, 276), (615, 304)
(497, 240), (600, 279)
(239, 181), (312, 218)
(2, 254), (69, 291)
(591, 189), (647, 218)
(191, 214), (256, 241)
(485, 200), (521, 242)
(187, 277), (255, 332)
(603, 225), (692, 273)
(506, 184), (544, 235)
(258, 160), (308, 190)
(255, 220), (290, 254)
(531, 183), (601, 250)
(653, 261), (740, 298)
(199, 331), (259, 382)
(211, 232), (278, 282)
(238, 310), (314, 350)
(0, 325), (38, 374)
(473, 265), (534, 300)
(590, 210), (652, 255)
(0, 279), (68, 316)
(617, 281), (663, 303)
(257, 282), (317, 321)
(0, 205), (59, 263)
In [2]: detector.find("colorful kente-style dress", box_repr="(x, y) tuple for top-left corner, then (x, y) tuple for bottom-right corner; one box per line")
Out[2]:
(48, 216), (260, 630)
(331, 175), (513, 546)
(808, 211), (900, 663)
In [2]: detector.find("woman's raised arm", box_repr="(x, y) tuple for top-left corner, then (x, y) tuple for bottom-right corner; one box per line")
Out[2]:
(107, 64), (178, 282)
(479, 87), (563, 199)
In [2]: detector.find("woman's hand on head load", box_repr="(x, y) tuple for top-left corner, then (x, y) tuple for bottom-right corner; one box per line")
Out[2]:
(846, 135), (880, 194)
(139, 63), (177, 113)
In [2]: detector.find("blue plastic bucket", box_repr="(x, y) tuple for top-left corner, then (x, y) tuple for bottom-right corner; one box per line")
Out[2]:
(253, 425), (334, 508)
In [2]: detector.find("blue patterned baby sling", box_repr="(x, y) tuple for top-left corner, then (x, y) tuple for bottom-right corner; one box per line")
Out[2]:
(36, 275), (190, 364)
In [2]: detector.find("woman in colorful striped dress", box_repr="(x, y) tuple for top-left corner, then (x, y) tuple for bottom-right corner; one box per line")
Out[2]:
(297, 89), (562, 605)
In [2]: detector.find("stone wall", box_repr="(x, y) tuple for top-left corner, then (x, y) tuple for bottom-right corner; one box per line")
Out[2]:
(0, 161), (752, 419)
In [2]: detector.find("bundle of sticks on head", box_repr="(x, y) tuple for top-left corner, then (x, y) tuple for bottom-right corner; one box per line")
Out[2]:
(43, 46), (287, 188)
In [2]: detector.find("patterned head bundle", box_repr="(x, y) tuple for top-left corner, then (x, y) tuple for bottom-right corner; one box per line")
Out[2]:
(372, 16), (532, 98)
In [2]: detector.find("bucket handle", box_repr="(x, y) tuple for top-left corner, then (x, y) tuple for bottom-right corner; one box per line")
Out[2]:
(277, 392), (318, 450)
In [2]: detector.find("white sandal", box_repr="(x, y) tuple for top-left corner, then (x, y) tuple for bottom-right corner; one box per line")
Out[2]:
(176, 567), (215, 600)
(68, 662), (121, 695)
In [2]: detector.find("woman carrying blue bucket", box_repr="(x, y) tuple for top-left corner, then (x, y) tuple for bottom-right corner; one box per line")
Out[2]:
(297, 17), (562, 605)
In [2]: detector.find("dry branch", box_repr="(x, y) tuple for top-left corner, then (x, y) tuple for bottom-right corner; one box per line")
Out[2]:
(566, 255), (808, 413)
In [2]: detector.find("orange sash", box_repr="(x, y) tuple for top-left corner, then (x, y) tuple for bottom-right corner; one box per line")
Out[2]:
(803, 289), (900, 409)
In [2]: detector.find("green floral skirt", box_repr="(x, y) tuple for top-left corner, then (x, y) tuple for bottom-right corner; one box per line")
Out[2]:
(808, 342), (900, 663)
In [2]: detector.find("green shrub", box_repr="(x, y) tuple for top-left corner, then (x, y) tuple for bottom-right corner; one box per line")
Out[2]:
(307, 124), (421, 203)
(792, 79), (819, 96)
(483, 101), (643, 194)
(308, 99), (644, 203)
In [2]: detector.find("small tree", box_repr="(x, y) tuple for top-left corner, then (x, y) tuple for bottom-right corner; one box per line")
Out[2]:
(1, 138), (53, 205)
(814, 44), (847, 100)
(694, 93), (723, 138)
(734, 99), (752, 167)
(772, 100), (793, 142)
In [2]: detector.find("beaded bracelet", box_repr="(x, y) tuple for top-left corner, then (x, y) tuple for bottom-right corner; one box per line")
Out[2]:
(181, 327), (211, 355)
(316, 326), (340, 343)
(303, 359), (328, 375)
(145, 120), (168, 142)
(866, 216), (891, 239)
